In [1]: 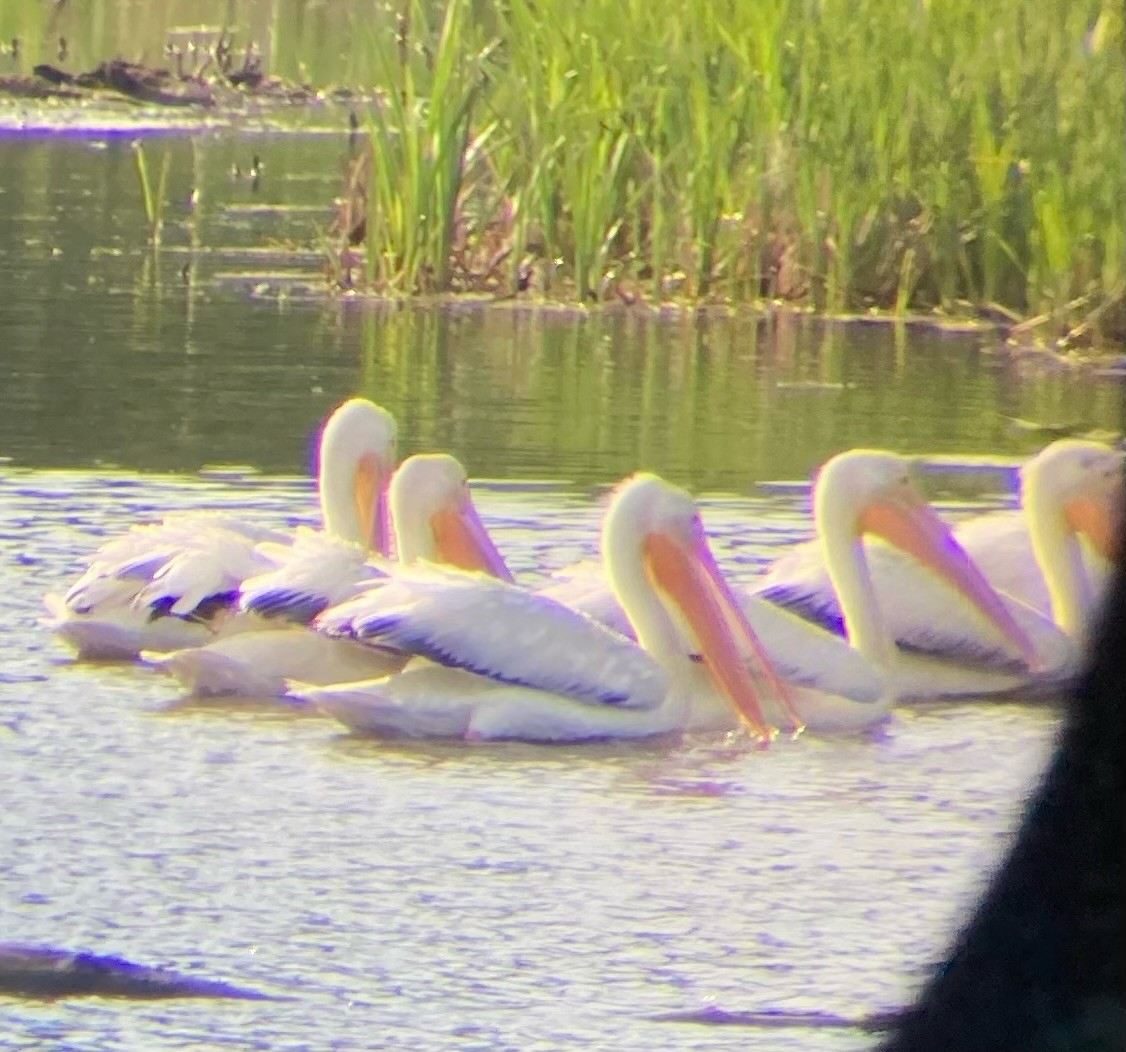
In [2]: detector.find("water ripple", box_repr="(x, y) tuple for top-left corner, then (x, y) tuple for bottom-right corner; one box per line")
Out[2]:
(0, 470), (1056, 1050)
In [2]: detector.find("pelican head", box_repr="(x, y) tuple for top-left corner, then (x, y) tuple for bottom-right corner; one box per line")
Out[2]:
(814, 450), (1041, 669)
(603, 473), (799, 741)
(318, 399), (397, 556)
(1022, 439), (1124, 562)
(390, 454), (513, 581)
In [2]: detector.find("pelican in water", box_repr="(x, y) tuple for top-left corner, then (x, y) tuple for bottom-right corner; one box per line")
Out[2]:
(43, 398), (396, 660)
(542, 451), (1050, 705)
(291, 472), (804, 743)
(950, 439), (1121, 636)
(142, 453), (514, 698)
(755, 440), (1122, 674)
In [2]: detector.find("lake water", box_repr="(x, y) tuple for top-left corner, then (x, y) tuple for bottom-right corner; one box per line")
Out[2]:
(0, 111), (1121, 1049)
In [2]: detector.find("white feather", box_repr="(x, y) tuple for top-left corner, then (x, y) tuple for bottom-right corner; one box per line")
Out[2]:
(537, 565), (885, 703)
(237, 528), (391, 623)
(46, 515), (288, 659)
(47, 399), (397, 661)
(752, 534), (1075, 680)
(57, 513), (290, 635)
(43, 590), (211, 660)
(317, 565), (670, 710)
(143, 629), (405, 698)
(132, 524), (280, 617)
(534, 573), (638, 639)
(951, 509), (1109, 615)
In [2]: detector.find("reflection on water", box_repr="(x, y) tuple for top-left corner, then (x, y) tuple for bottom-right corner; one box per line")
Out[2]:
(0, 468), (1060, 1050)
(0, 132), (1122, 486)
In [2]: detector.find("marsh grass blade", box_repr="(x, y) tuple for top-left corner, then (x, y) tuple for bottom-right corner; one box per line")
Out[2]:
(131, 141), (170, 247)
(300, 0), (1124, 327)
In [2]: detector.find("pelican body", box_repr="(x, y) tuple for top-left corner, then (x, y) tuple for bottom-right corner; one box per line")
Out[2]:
(144, 453), (514, 698)
(293, 473), (796, 743)
(542, 452), (1048, 716)
(780, 450), (1048, 701)
(44, 399), (397, 660)
(755, 440), (1123, 682)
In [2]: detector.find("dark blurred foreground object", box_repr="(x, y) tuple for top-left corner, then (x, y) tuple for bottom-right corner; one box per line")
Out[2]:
(881, 550), (1125, 1051)
(0, 943), (277, 1000)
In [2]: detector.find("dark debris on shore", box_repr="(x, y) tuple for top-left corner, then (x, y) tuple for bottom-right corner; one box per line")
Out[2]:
(0, 53), (371, 110)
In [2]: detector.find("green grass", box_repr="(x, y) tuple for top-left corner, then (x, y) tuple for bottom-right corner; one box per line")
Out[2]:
(346, 0), (496, 292)
(4, 0), (1122, 335)
(332, 0), (1124, 335)
(131, 140), (171, 246)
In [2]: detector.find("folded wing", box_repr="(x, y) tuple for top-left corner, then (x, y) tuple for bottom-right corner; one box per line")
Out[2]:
(64, 513), (289, 617)
(318, 566), (669, 709)
(238, 528), (390, 624)
(754, 537), (1069, 672)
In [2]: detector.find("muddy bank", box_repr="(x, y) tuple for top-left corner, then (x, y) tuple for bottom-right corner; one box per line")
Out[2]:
(3, 53), (1120, 354)
(0, 55), (371, 110)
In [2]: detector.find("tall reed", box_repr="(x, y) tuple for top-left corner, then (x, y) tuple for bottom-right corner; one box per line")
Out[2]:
(131, 140), (171, 246)
(6, 0), (1118, 328)
(349, 0), (497, 293)
(342, 0), (1119, 325)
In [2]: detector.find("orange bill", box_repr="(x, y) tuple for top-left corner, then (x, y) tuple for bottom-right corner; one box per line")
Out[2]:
(355, 451), (392, 558)
(644, 529), (803, 742)
(859, 488), (1042, 670)
(430, 499), (514, 582)
(1065, 493), (1121, 563)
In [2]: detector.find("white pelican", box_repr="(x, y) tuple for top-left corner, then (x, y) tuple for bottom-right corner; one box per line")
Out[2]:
(779, 449), (1054, 699)
(957, 439), (1121, 637)
(290, 473), (801, 743)
(541, 452), (1051, 704)
(755, 440), (1122, 673)
(141, 453), (514, 697)
(43, 398), (397, 660)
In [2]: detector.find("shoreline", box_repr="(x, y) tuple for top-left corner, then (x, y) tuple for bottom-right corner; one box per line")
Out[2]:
(2, 50), (1122, 353)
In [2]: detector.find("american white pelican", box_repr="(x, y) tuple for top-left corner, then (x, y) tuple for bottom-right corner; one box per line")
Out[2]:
(542, 452), (1051, 704)
(291, 473), (800, 743)
(781, 449), (1055, 699)
(959, 439), (1121, 637)
(755, 440), (1122, 675)
(142, 453), (514, 697)
(44, 398), (397, 660)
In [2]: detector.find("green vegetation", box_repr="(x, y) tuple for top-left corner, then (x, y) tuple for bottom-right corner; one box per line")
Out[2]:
(2, 0), (1122, 338)
(131, 141), (171, 246)
(331, 0), (1124, 337)
(348, 1), (496, 291)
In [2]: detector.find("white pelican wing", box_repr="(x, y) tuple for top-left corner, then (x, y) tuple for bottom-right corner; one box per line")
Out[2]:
(535, 571), (637, 639)
(63, 523), (195, 611)
(131, 524), (278, 618)
(752, 537), (840, 628)
(318, 567), (669, 709)
(238, 528), (390, 624)
(64, 513), (289, 614)
(740, 597), (886, 702)
(754, 539), (1070, 672)
(539, 564), (884, 702)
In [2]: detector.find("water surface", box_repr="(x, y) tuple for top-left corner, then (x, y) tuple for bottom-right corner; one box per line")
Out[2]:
(1, 468), (1062, 1050)
(1, 129), (1121, 485)
(0, 118), (1113, 1051)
